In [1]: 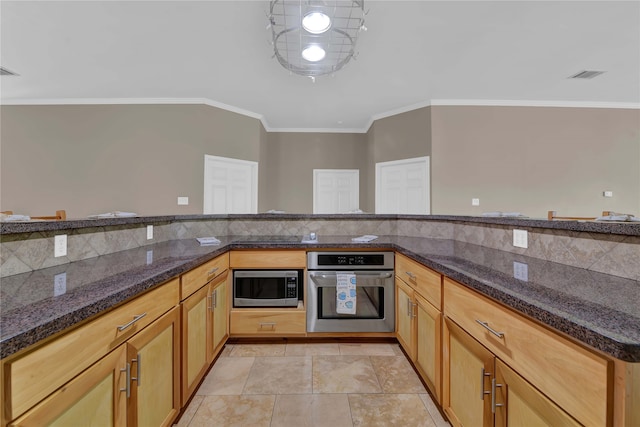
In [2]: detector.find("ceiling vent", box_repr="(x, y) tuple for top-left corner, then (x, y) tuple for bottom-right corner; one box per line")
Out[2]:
(568, 70), (605, 79)
(0, 67), (19, 76)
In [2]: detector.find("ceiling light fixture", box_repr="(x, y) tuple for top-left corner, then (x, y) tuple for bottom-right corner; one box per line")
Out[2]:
(302, 12), (331, 34)
(268, 0), (367, 78)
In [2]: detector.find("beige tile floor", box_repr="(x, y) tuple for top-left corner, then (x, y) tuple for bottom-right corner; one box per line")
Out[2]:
(175, 342), (451, 427)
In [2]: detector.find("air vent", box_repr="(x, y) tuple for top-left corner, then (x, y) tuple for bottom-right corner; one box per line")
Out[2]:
(569, 70), (605, 79)
(0, 67), (19, 76)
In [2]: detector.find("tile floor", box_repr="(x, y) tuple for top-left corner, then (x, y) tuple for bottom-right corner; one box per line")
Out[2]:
(175, 342), (451, 427)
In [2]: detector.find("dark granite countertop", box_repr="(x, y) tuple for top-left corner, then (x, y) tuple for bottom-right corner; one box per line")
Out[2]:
(2, 213), (639, 236)
(1, 235), (639, 362)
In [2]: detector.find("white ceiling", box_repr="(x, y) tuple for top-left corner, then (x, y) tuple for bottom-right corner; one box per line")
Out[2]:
(1, 1), (639, 132)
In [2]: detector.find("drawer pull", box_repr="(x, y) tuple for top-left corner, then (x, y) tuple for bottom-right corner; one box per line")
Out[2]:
(117, 313), (147, 331)
(491, 378), (504, 413)
(405, 271), (417, 280)
(476, 320), (504, 339)
(120, 363), (131, 398)
(411, 302), (417, 318)
(259, 322), (276, 330)
(480, 368), (492, 400)
(207, 267), (219, 277)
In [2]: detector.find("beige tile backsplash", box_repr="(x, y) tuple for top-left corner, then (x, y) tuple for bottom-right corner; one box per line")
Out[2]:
(1, 218), (638, 280)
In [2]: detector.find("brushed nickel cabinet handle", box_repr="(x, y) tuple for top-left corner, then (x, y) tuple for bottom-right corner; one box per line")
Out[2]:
(207, 267), (219, 277)
(131, 354), (141, 386)
(411, 302), (417, 318)
(480, 367), (491, 400)
(476, 319), (505, 338)
(491, 378), (504, 413)
(259, 322), (276, 330)
(405, 271), (416, 280)
(120, 363), (131, 398)
(117, 313), (147, 332)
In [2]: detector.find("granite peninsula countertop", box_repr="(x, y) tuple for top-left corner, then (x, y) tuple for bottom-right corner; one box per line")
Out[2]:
(1, 235), (639, 362)
(2, 213), (639, 236)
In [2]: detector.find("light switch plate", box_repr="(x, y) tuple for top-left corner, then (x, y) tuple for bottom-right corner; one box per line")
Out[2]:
(603, 191), (613, 198)
(146, 225), (153, 240)
(513, 229), (528, 248)
(177, 196), (189, 205)
(472, 198), (480, 206)
(54, 234), (67, 257)
(146, 250), (153, 265)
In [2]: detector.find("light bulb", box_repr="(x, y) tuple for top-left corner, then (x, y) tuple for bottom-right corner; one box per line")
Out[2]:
(302, 12), (331, 34)
(302, 45), (326, 62)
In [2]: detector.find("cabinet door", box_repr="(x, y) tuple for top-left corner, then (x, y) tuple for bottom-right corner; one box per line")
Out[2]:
(494, 360), (581, 427)
(415, 292), (442, 403)
(395, 278), (415, 360)
(209, 273), (229, 361)
(127, 307), (180, 427)
(181, 284), (210, 405)
(443, 319), (494, 427)
(10, 345), (127, 427)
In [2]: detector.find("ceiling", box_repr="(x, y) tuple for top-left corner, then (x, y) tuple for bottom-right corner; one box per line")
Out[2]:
(1, 1), (639, 132)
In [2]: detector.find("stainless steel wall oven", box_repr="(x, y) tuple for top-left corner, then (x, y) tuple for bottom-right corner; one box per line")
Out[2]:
(307, 251), (395, 333)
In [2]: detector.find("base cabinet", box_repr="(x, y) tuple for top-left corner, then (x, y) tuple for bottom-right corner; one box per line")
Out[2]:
(10, 346), (128, 427)
(127, 307), (181, 427)
(395, 277), (442, 402)
(181, 271), (229, 405)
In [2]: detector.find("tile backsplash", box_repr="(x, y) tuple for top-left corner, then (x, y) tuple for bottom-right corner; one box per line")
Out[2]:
(1, 217), (638, 280)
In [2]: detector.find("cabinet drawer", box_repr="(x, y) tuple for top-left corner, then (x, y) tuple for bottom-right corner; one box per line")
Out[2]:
(181, 253), (229, 300)
(3, 279), (179, 422)
(444, 278), (610, 427)
(230, 309), (306, 335)
(230, 250), (306, 269)
(396, 253), (442, 309)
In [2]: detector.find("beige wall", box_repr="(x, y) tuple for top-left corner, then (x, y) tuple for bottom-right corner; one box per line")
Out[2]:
(2, 103), (638, 219)
(0, 104), (262, 217)
(431, 106), (640, 218)
(262, 132), (368, 213)
(365, 107), (432, 212)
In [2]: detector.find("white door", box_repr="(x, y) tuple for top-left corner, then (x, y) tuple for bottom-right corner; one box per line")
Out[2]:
(376, 157), (430, 214)
(313, 169), (359, 214)
(203, 155), (258, 214)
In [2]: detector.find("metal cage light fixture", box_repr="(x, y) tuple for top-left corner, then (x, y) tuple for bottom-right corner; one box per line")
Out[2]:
(268, 0), (366, 78)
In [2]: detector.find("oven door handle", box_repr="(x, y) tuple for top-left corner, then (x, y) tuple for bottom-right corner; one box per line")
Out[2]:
(309, 272), (393, 280)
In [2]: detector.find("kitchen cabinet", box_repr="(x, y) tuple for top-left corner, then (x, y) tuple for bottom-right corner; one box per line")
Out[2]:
(229, 249), (306, 336)
(443, 278), (610, 427)
(1, 279), (179, 426)
(126, 307), (181, 427)
(395, 254), (442, 402)
(9, 345), (128, 426)
(443, 319), (580, 427)
(181, 268), (229, 405)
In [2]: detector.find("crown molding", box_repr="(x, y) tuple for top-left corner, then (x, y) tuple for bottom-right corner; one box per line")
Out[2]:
(430, 99), (640, 109)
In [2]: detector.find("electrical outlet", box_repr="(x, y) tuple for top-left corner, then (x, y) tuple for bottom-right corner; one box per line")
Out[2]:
(603, 191), (613, 198)
(54, 234), (67, 257)
(513, 261), (528, 281)
(54, 272), (67, 296)
(146, 225), (153, 240)
(513, 229), (528, 248)
(472, 198), (480, 206)
(177, 196), (189, 205)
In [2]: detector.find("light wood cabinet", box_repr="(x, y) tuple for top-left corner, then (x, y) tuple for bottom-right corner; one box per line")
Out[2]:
(181, 260), (229, 406)
(9, 345), (128, 427)
(444, 278), (609, 427)
(443, 319), (494, 427)
(229, 250), (306, 269)
(395, 272), (442, 402)
(230, 306), (306, 335)
(443, 318), (581, 427)
(126, 307), (180, 427)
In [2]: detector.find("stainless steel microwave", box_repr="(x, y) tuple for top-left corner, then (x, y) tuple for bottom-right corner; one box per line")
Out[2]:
(233, 270), (302, 307)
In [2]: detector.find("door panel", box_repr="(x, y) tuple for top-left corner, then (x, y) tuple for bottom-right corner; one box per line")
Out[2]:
(203, 155), (258, 214)
(313, 169), (359, 214)
(376, 156), (430, 214)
